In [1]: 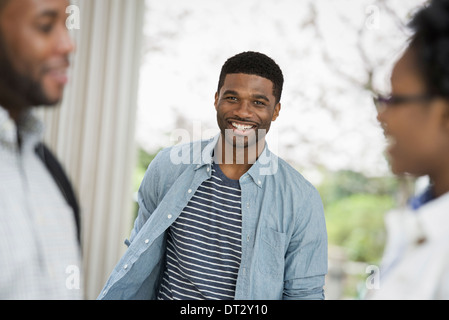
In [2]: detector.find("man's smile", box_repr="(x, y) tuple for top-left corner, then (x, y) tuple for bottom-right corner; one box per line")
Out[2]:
(227, 119), (257, 136)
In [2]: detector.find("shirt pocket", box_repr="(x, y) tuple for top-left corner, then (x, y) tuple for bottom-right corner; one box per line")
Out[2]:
(257, 227), (287, 276)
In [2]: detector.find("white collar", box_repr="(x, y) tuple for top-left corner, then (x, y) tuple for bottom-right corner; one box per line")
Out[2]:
(416, 191), (449, 241)
(387, 192), (449, 246)
(0, 105), (44, 149)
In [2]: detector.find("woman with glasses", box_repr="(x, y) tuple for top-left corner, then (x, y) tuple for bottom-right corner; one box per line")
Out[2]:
(368, 0), (449, 299)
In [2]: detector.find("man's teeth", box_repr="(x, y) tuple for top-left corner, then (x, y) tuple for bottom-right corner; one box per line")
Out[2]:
(232, 122), (253, 131)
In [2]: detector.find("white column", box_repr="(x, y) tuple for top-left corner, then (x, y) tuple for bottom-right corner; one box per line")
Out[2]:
(39, 0), (145, 299)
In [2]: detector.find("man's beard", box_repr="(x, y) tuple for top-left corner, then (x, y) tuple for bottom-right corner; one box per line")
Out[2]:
(0, 42), (59, 109)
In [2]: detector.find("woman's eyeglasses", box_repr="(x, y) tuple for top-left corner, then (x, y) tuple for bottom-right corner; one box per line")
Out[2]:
(373, 94), (434, 112)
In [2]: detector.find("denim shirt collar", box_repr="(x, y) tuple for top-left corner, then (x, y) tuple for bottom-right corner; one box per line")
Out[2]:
(193, 133), (276, 188)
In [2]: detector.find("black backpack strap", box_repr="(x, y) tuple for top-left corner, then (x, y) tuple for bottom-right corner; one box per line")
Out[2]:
(35, 143), (81, 245)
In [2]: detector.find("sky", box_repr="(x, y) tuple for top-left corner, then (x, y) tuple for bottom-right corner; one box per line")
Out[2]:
(136, 0), (427, 179)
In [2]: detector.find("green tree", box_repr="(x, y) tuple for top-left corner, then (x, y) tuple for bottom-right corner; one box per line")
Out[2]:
(325, 193), (394, 263)
(318, 170), (397, 263)
(132, 148), (160, 218)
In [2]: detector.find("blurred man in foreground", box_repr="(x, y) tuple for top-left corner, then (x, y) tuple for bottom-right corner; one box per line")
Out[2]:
(0, 0), (81, 299)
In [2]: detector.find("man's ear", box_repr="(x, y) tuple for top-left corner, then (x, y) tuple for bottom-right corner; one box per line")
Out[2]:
(272, 103), (281, 121)
(214, 92), (219, 111)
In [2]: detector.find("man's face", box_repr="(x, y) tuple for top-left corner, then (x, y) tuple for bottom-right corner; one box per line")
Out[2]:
(215, 73), (281, 149)
(0, 0), (74, 108)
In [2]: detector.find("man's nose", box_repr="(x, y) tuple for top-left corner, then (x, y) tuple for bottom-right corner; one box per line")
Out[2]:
(234, 100), (252, 118)
(56, 26), (76, 56)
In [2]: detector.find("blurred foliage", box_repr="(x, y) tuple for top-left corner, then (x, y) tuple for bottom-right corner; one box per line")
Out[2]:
(133, 147), (158, 192)
(318, 170), (398, 264)
(319, 170), (398, 205)
(325, 194), (394, 263)
(132, 148), (159, 218)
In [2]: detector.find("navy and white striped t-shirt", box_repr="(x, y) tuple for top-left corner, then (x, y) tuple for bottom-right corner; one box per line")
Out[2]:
(157, 162), (242, 300)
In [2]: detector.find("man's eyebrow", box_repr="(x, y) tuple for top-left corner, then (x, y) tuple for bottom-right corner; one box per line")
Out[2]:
(222, 90), (239, 96)
(222, 90), (270, 102)
(36, 9), (59, 19)
(252, 94), (270, 102)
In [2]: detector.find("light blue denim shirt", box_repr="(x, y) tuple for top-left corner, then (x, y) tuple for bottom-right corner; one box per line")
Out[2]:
(99, 135), (328, 300)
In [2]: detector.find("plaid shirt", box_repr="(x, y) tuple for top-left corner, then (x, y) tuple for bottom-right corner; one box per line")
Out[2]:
(0, 106), (82, 299)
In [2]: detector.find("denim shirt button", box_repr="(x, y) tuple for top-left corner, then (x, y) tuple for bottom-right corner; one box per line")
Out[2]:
(168, 214), (173, 219)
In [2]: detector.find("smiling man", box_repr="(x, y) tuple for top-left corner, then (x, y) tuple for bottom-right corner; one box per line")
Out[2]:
(100, 51), (328, 300)
(0, 0), (81, 299)
(214, 69), (280, 178)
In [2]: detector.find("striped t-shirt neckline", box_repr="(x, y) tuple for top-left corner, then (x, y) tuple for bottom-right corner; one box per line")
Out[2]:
(158, 162), (242, 300)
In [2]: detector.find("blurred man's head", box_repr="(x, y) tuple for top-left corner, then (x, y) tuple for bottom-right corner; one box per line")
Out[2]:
(0, 0), (74, 119)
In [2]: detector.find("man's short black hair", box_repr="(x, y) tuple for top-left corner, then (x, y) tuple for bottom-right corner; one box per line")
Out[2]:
(217, 51), (284, 104)
(408, 0), (449, 97)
